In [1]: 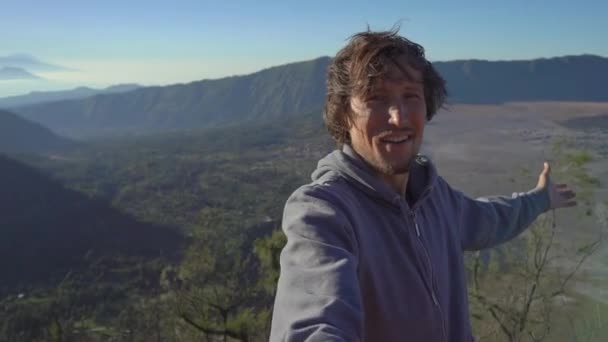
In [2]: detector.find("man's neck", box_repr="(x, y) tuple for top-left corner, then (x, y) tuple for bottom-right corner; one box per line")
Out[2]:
(379, 172), (409, 196)
(343, 145), (411, 196)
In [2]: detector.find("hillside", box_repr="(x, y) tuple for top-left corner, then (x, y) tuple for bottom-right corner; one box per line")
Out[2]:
(0, 113), (329, 340)
(3, 101), (607, 341)
(0, 154), (184, 292)
(0, 109), (74, 154)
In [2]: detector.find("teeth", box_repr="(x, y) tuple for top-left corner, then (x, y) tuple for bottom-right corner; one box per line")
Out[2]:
(383, 136), (410, 143)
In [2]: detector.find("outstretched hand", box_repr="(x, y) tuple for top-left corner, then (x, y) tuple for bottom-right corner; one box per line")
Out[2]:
(536, 162), (577, 209)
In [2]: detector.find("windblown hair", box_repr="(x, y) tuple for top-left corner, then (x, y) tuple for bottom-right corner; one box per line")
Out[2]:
(324, 28), (447, 145)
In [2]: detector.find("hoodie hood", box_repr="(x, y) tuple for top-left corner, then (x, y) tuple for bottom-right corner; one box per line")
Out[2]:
(312, 144), (438, 209)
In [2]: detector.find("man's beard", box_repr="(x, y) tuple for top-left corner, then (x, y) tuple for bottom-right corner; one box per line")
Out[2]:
(374, 157), (414, 176)
(370, 153), (414, 176)
(351, 140), (420, 177)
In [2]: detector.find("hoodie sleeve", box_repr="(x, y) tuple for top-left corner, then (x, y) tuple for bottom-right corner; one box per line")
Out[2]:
(269, 184), (363, 342)
(439, 177), (551, 251)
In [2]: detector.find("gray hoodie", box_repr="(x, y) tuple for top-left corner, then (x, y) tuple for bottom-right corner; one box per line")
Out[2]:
(270, 145), (550, 341)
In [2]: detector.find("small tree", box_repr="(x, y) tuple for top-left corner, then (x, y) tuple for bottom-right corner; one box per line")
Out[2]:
(468, 147), (605, 341)
(169, 209), (277, 342)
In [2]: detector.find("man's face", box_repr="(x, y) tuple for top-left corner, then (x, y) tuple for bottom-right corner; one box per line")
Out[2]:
(348, 60), (427, 176)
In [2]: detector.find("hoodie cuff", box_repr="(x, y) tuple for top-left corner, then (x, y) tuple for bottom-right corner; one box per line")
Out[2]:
(525, 187), (551, 213)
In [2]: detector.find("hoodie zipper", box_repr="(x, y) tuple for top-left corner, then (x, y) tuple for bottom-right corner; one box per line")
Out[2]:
(411, 211), (447, 341)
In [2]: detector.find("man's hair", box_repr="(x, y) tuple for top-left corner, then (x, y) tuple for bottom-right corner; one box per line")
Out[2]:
(324, 28), (448, 145)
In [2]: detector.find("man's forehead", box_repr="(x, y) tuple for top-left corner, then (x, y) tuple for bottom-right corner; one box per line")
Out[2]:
(379, 56), (423, 83)
(351, 54), (425, 96)
(365, 62), (424, 93)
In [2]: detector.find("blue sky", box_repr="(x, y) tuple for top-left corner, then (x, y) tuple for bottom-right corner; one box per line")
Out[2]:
(0, 0), (606, 96)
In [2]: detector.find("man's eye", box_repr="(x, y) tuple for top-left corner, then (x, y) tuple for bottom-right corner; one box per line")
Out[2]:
(367, 96), (387, 102)
(403, 93), (420, 99)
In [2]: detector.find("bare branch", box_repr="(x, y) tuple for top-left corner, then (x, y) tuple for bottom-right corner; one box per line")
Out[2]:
(179, 313), (245, 341)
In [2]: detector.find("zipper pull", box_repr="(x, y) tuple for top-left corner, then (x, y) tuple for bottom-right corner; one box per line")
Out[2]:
(411, 212), (421, 237)
(431, 291), (439, 307)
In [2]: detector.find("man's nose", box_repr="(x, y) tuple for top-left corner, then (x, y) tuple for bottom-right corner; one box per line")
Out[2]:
(388, 102), (407, 127)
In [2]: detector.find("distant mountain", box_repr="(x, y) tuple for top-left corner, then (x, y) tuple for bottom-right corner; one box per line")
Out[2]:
(13, 54), (608, 138)
(105, 83), (141, 92)
(0, 53), (70, 72)
(434, 54), (608, 103)
(0, 109), (74, 154)
(0, 67), (42, 80)
(0, 83), (140, 108)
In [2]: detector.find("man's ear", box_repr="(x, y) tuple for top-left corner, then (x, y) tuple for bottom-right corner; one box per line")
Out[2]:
(344, 104), (355, 130)
(346, 111), (360, 136)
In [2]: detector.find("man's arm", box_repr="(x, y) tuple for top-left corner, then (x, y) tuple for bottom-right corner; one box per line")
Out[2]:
(453, 185), (550, 251)
(269, 185), (363, 342)
(445, 162), (576, 251)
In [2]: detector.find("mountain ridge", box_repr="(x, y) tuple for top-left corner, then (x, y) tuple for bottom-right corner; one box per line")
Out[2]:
(0, 83), (140, 108)
(13, 54), (608, 138)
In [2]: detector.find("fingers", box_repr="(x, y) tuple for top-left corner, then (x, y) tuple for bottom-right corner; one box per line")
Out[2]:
(555, 183), (576, 199)
(553, 198), (577, 209)
(550, 181), (578, 209)
(559, 189), (577, 200)
(556, 188), (577, 208)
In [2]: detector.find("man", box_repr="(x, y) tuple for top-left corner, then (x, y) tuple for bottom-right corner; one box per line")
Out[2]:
(270, 30), (577, 341)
